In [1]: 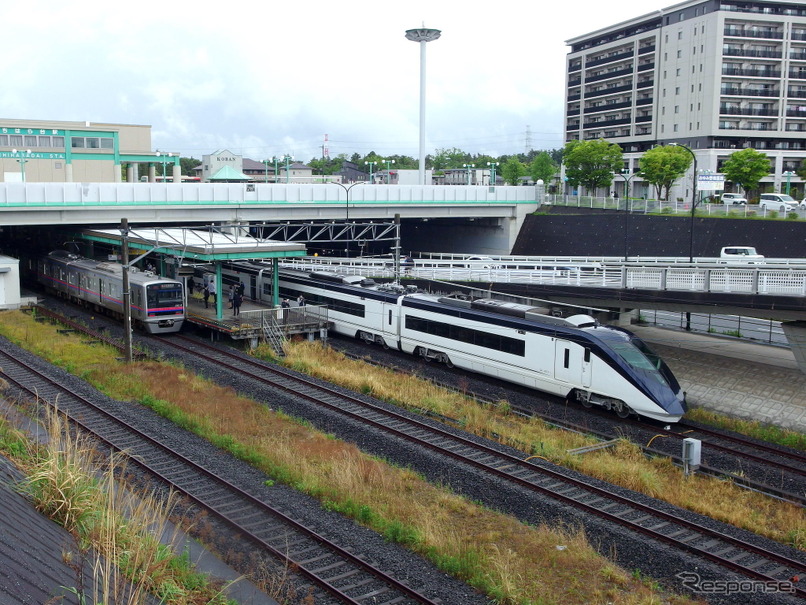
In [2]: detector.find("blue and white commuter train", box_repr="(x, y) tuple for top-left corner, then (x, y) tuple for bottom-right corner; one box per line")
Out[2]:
(222, 262), (686, 423)
(38, 251), (185, 334)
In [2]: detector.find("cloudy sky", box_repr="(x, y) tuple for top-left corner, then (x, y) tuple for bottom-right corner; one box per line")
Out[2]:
(4, 0), (674, 162)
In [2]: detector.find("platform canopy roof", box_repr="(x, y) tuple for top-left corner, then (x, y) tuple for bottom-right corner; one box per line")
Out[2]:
(80, 226), (308, 261)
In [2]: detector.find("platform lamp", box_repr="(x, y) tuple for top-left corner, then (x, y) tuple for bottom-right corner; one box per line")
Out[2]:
(283, 154), (293, 183)
(11, 149), (32, 182)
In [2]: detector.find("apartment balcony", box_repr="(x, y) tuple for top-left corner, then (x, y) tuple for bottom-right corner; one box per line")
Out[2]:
(637, 61), (655, 72)
(585, 83), (633, 98)
(638, 44), (656, 55)
(568, 77), (582, 86)
(789, 69), (806, 80)
(585, 49), (634, 68)
(585, 66), (633, 83)
(635, 115), (653, 123)
(724, 26), (783, 39)
(568, 93), (581, 102)
(636, 96), (653, 106)
(636, 78), (654, 89)
(790, 51), (806, 61)
(583, 117), (632, 128)
(569, 62), (582, 72)
(722, 66), (781, 78)
(720, 106), (778, 116)
(720, 86), (779, 97)
(786, 108), (806, 117)
(723, 48), (782, 58)
(788, 88), (806, 98)
(584, 100), (632, 113)
(567, 108), (580, 117)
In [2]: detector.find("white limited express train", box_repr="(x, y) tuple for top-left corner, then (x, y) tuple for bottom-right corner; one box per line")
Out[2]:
(223, 262), (686, 423)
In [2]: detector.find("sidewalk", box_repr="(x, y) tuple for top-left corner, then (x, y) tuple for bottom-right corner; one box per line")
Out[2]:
(630, 325), (806, 432)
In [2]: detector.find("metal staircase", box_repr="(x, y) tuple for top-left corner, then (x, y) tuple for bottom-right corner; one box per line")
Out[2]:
(261, 312), (287, 357)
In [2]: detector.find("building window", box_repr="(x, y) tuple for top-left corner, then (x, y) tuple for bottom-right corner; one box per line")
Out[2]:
(676, 68), (681, 76)
(678, 31), (683, 39)
(9, 135), (23, 146)
(676, 87), (680, 95)
(24, 135), (37, 147)
(675, 105), (680, 113)
(52, 136), (64, 148)
(0, 135), (7, 146)
(677, 49), (682, 58)
(674, 124), (679, 132)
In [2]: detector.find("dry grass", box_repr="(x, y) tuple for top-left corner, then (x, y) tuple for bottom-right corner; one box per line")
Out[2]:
(13, 405), (236, 604)
(278, 340), (806, 550)
(0, 309), (705, 604)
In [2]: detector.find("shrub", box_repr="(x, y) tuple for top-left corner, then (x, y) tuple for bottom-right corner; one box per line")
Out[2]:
(787, 211), (799, 220)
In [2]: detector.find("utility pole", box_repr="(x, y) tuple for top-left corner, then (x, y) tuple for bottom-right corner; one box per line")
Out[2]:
(120, 218), (133, 363)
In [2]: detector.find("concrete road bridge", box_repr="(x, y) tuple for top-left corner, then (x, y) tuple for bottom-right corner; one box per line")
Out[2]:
(0, 182), (539, 255)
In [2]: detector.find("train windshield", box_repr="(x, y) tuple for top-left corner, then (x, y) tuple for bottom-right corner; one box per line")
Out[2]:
(606, 341), (669, 387)
(147, 283), (183, 309)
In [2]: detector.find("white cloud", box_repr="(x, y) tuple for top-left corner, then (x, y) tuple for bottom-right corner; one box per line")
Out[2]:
(6, 0), (674, 160)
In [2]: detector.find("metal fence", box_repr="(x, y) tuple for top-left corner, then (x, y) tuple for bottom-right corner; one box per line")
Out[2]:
(545, 194), (805, 219)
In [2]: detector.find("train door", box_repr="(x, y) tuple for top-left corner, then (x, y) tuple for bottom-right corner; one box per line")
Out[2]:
(554, 340), (589, 386)
(381, 301), (400, 347)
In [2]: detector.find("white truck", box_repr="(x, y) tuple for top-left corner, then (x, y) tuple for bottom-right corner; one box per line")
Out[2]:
(720, 246), (765, 264)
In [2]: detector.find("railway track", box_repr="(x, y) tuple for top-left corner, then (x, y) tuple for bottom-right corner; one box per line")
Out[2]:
(154, 333), (806, 598)
(0, 346), (442, 605)
(334, 342), (806, 506)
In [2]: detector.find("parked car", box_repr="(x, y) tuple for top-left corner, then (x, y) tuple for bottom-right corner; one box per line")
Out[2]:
(719, 246), (765, 264)
(758, 193), (798, 213)
(720, 193), (747, 204)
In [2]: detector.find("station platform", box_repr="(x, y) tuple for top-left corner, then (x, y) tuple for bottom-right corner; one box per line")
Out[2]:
(184, 293), (329, 344)
(630, 325), (806, 432)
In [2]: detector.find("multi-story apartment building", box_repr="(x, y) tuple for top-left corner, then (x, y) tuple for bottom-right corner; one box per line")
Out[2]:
(565, 0), (806, 199)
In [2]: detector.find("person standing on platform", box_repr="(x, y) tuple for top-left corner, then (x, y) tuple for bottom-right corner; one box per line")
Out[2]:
(202, 282), (210, 308)
(187, 277), (195, 296)
(228, 284), (235, 309)
(233, 290), (242, 316)
(281, 298), (290, 323)
(208, 279), (217, 306)
(297, 294), (305, 307)
(238, 281), (246, 297)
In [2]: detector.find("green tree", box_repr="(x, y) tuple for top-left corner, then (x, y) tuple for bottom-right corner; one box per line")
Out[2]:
(431, 147), (471, 170)
(562, 139), (623, 195)
(637, 146), (692, 201)
(529, 152), (558, 186)
(180, 156), (201, 177)
(721, 148), (771, 196)
(501, 158), (526, 185)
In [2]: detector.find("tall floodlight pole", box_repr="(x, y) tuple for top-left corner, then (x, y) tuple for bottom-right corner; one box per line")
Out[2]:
(406, 26), (441, 186)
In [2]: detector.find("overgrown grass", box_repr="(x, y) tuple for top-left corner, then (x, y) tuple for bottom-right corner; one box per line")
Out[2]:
(686, 407), (806, 452)
(0, 309), (702, 604)
(266, 340), (805, 550)
(7, 406), (237, 605)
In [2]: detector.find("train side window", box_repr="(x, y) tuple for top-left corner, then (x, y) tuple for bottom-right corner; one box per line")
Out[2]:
(584, 348), (591, 363)
(564, 349), (570, 369)
(388, 309), (392, 325)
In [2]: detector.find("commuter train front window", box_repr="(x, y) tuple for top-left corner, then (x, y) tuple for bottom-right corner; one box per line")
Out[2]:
(147, 283), (183, 308)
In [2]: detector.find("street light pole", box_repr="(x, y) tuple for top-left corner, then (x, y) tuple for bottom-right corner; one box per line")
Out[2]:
(670, 143), (698, 263)
(284, 154), (293, 184)
(618, 169), (636, 261)
(333, 181), (364, 256)
(12, 149), (31, 182)
(487, 161), (498, 187)
(405, 26), (441, 185)
(156, 151), (173, 183)
(784, 170), (795, 196)
(383, 159), (395, 183)
(365, 160), (377, 184)
(463, 163), (475, 185)
(262, 159), (271, 183)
